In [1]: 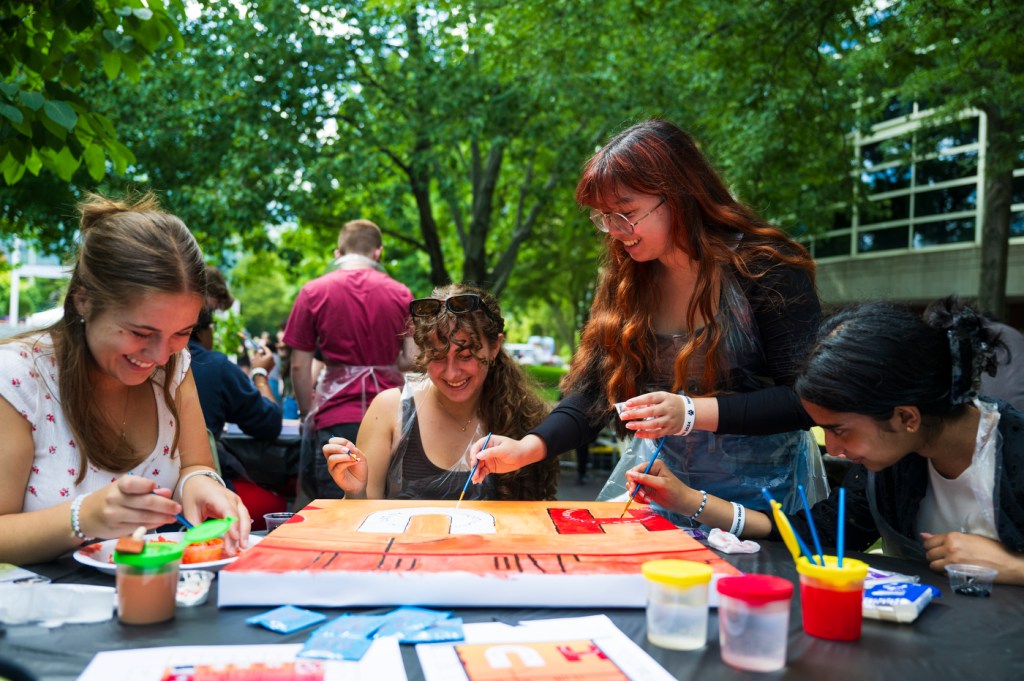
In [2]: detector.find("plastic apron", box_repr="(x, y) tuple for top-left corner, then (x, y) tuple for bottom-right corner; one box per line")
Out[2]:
(598, 276), (828, 526)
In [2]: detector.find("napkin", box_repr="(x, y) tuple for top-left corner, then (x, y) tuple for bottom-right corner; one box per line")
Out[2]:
(707, 528), (760, 554)
(0, 583), (115, 627)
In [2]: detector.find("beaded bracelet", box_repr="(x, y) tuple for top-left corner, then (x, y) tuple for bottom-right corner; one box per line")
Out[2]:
(676, 393), (696, 436)
(70, 492), (93, 541)
(175, 469), (226, 502)
(689, 490), (708, 522)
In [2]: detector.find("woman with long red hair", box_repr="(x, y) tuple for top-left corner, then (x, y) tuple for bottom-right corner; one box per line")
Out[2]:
(472, 118), (827, 525)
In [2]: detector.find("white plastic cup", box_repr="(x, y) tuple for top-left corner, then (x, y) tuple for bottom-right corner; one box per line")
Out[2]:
(717, 574), (794, 672)
(641, 559), (714, 650)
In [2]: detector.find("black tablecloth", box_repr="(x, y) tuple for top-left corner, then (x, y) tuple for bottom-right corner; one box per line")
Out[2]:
(3, 541), (1024, 680)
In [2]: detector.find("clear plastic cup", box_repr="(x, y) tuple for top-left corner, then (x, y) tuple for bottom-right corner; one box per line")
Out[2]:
(114, 542), (182, 625)
(264, 512), (295, 532)
(717, 574), (794, 672)
(946, 563), (997, 597)
(796, 555), (868, 641)
(641, 559), (714, 650)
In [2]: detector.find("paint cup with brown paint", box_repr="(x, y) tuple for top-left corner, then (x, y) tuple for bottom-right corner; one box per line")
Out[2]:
(114, 541), (182, 625)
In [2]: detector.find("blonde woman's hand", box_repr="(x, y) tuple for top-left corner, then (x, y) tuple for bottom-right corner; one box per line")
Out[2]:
(81, 475), (182, 540)
(323, 437), (369, 496)
(180, 474), (251, 555)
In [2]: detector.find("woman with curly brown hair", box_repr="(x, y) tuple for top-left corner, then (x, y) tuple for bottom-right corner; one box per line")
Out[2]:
(471, 118), (827, 524)
(322, 284), (558, 500)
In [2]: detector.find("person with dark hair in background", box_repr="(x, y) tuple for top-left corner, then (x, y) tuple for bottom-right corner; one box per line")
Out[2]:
(283, 219), (415, 500)
(924, 295), (1024, 412)
(470, 118), (826, 522)
(322, 284), (558, 501)
(0, 192), (248, 564)
(626, 301), (1024, 584)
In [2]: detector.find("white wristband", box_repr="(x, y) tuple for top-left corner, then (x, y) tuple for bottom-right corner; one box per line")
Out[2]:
(729, 502), (746, 536)
(175, 469), (226, 501)
(251, 367), (269, 379)
(676, 393), (696, 436)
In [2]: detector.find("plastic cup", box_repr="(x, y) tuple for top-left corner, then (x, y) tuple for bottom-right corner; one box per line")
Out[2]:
(114, 541), (182, 625)
(796, 555), (868, 641)
(641, 559), (714, 650)
(717, 574), (794, 672)
(264, 512), (295, 533)
(946, 563), (997, 597)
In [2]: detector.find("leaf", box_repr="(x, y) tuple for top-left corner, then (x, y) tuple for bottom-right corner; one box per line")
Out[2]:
(133, 8), (154, 21)
(2, 155), (27, 185)
(19, 91), (44, 111)
(43, 100), (78, 132)
(102, 51), (121, 80)
(121, 56), (141, 82)
(83, 143), (107, 181)
(0, 103), (23, 124)
(0, 82), (17, 99)
(54, 146), (81, 182)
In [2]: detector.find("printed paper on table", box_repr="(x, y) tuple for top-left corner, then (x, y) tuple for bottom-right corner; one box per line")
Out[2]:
(416, 615), (676, 681)
(218, 500), (738, 608)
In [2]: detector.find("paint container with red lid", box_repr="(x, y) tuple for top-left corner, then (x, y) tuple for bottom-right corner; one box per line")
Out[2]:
(716, 574), (794, 672)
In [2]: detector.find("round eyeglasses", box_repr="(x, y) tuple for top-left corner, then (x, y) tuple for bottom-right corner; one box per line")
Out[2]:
(589, 198), (666, 236)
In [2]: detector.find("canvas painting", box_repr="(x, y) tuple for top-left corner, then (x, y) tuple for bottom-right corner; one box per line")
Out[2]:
(218, 500), (738, 608)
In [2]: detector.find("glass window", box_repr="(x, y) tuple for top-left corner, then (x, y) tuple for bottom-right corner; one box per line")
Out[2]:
(915, 184), (977, 217)
(880, 97), (913, 122)
(858, 226), (909, 253)
(913, 218), (975, 247)
(813, 233), (853, 259)
(1012, 211), (1024, 238)
(861, 136), (911, 169)
(917, 151), (978, 186)
(861, 165), (912, 193)
(832, 208), (852, 230)
(859, 193), (911, 224)
(919, 119), (979, 153)
(1012, 175), (1024, 205)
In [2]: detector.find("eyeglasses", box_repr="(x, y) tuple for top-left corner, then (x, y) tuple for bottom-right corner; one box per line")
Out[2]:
(410, 293), (500, 322)
(589, 198), (666, 236)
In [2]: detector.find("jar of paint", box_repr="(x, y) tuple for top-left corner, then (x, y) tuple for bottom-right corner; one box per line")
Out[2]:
(641, 559), (714, 650)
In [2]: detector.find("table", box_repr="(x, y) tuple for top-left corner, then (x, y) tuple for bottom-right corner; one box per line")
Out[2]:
(3, 541), (1023, 681)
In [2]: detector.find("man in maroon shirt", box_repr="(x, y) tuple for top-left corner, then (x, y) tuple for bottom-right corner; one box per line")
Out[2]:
(283, 220), (415, 499)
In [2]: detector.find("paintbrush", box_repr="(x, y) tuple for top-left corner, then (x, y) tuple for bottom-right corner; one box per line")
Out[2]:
(620, 437), (666, 518)
(456, 432), (492, 509)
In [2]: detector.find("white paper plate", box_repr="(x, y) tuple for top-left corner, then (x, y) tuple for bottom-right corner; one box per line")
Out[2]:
(73, 532), (263, 576)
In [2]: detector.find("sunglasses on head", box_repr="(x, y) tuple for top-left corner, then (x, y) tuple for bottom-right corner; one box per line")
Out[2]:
(410, 293), (500, 322)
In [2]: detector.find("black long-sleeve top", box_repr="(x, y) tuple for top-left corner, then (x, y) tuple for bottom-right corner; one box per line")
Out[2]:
(532, 256), (820, 458)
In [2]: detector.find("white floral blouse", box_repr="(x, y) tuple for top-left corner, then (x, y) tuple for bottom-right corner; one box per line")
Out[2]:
(0, 333), (189, 512)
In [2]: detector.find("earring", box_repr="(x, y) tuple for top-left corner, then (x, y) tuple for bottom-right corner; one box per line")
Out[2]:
(79, 316), (86, 324)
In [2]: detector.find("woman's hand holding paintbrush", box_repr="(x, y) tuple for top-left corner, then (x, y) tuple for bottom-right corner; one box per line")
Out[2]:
(323, 437), (368, 497)
(624, 458), (698, 511)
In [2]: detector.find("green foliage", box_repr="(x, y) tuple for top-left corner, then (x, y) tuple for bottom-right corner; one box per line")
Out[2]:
(523, 364), (567, 389)
(210, 309), (248, 358)
(229, 251), (299, 336)
(0, 0), (185, 185)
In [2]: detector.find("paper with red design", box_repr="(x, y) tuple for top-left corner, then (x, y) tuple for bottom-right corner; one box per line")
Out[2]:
(218, 500), (737, 608)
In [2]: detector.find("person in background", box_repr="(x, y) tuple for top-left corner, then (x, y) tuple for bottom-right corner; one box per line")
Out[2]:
(924, 295), (1024, 412)
(322, 285), (559, 501)
(0, 192), (248, 565)
(627, 301), (1024, 584)
(470, 118), (826, 523)
(189, 309), (281, 441)
(283, 219), (416, 499)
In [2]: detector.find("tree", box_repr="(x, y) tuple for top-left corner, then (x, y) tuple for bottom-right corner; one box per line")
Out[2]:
(0, 0), (185, 185)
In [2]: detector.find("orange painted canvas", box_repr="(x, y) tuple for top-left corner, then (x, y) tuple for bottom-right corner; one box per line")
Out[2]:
(455, 640), (628, 681)
(218, 500), (738, 608)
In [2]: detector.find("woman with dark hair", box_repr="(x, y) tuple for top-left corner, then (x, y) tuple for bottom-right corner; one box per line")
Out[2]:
(0, 192), (249, 565)
(322, 284), (558, 500)
(626, 301), (1024, 582)
(471, 118), (825, 523)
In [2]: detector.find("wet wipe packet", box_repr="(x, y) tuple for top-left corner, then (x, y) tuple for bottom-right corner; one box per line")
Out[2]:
(401, 616), (465, 643)
(245, 605), (328, 634)
(298, 614), (389, 661)
(372, 606), (453, 641)
(863, 582), (940, 623)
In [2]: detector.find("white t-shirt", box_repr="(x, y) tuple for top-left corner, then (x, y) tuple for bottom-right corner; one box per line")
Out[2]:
(0, 334), (190, 513)
(917, 400), (1000, 539)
